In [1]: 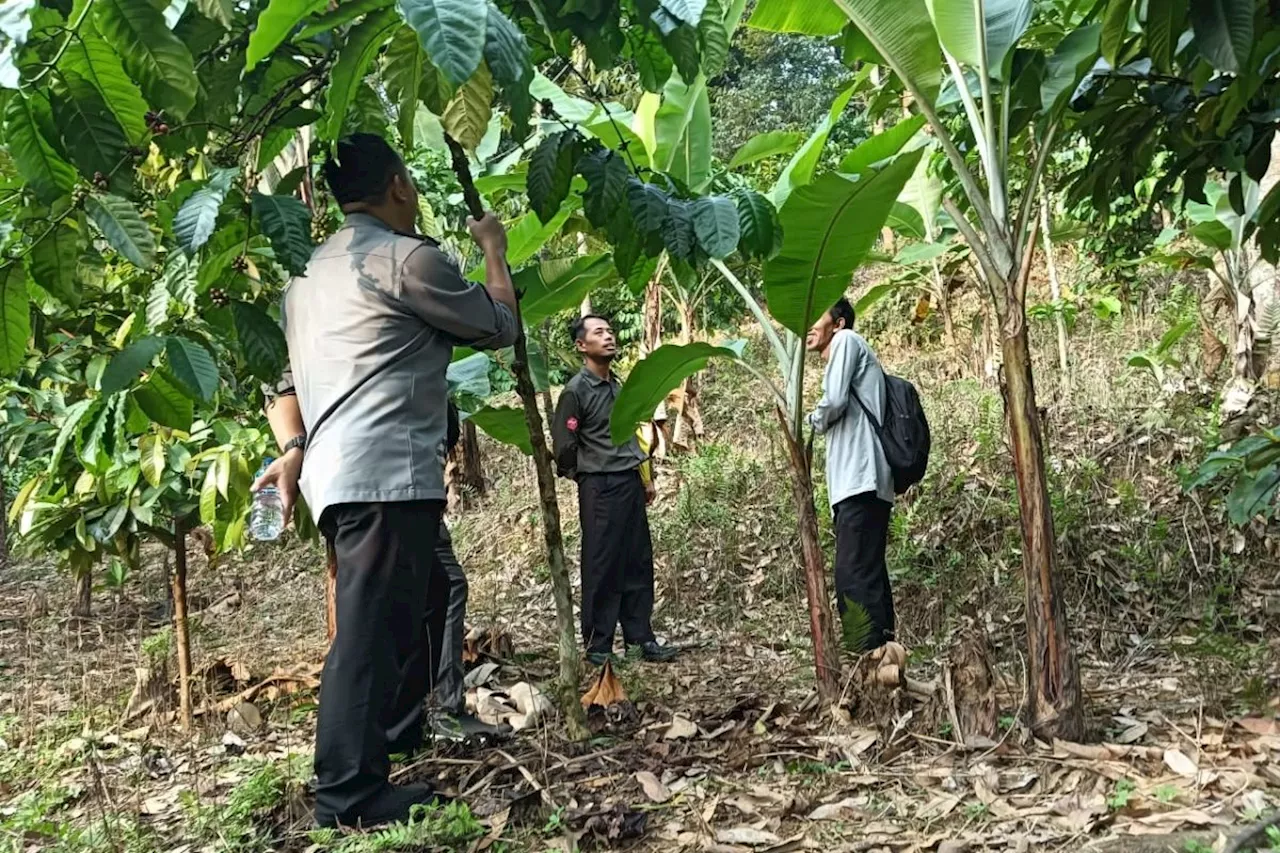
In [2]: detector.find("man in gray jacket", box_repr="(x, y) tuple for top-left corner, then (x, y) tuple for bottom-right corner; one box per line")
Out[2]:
(254, 134), (517, 828)
(806, 298), (896, 650)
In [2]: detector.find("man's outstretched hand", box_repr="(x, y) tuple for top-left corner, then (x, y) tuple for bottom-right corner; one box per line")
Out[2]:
(251, 447), (303, 523)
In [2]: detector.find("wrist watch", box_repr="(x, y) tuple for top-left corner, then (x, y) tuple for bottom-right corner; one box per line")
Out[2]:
(283, 433), (306, 455)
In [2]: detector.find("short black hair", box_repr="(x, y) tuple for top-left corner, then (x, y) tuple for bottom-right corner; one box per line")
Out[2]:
(321, 133), (407, 206)
(570, 313), (610, 343)
(829, 298), (855, 330)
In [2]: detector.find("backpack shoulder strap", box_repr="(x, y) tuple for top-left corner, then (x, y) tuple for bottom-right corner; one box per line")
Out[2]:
(849, 379), (884, 432)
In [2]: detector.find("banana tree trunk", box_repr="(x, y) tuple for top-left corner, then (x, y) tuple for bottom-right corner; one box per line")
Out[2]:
(1000, 303), (1083, 741)
(325, 541), (338, 644)
(73, 566), (91, 617)
(777, 408), (841, 702)
(671, 301), (703, 451)
(172, 519), (194, 730)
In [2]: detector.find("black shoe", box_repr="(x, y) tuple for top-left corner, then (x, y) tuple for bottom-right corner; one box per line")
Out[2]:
(429, 710), (512, 744)
(627, 641), (678, 663)
(315, 782), (442, 829)
(585, 650), (619, 667)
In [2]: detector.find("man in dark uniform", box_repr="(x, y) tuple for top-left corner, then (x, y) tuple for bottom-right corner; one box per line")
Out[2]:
(551, 315), (677, 666)
(255, 134), (517, 828)
(424, 402), (509, 743)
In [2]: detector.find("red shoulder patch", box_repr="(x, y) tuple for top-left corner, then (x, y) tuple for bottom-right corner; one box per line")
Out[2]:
(566, 416), (579, 432)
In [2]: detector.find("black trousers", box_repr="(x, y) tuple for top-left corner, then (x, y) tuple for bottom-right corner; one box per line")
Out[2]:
(432, 520), (468, 714)
(316, 500), (447, 821)
(578, 470), (656, 653)
(833, 492), (895, 650)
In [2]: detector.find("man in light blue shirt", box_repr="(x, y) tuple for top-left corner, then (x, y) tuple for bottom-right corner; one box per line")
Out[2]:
(806, 298), (896, 650)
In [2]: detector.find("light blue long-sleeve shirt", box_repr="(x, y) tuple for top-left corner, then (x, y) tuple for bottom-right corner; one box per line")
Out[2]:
(807, 329), (895, 509)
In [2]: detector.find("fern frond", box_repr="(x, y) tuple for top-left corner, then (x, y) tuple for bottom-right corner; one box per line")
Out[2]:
(840, 597), (875, 653)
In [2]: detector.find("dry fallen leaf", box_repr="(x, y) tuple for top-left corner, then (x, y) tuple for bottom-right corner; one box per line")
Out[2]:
(581, 660), (627, 709)
(715, 826), (782, 846)
(635, 771), (672, 803)
(807, 797), (865, 821)
(665, 714), (698, 740)
(1163, 748), (1199, 778)
(1238, 717), (1280, 736)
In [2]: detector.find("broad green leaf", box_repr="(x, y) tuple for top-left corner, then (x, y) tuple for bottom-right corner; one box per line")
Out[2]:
(1189, 0), (1252, 73)
(8, 475), (42, 527)
(196, 0), (233, 27)
(611, 342), (742, 444)
(699, 0), (730, 77)
(898, 143), (942, 232)
(49, 399), (94, 474)
(384, 25), (433, 147)
(528, 131), (578, 224)
(748, 0), (846, 34)
(1227, 468), (1280, 525)
(894, 241), (954, 264)
(95, 0), (197, 118)
(200, 460), (218, 523)
(469, 405), (531, 454)
(733, 188), (782, 260)
(663, 199), (697, 262)
(839, 114), (926, 174)
(446, 351), (491, 402)
(298, 0), (391, 37)
(483, 3), (533, 130)
(139, 434), (166, 487)
(4, 96), (76, 203)
(507, 198), (576, 266)
(85, 194), (156, 268)
(53, 71), (130, 191)
(441, 62), (493, 151)
(173, 168), (236, 254)
(923, 0), (1032, 74)
(231, 301), (287, 382)
(101, 336), (164, 394)
(631, 29), (675, 92)
(216, 451), (231, 498)
(1191, 220), (1232, 251)
(1156, 317), (1195, 355)
(629, 181), (671, 233)
(581, 150), (631, 228)
(132, 370), (192, 430)
(321, 8), (399, 142)
(584, 119), (651, 170)
(397, 0), (488, 88)
(59, 20), (149, 145)
(246, 0), (328, 71)
(657, 0), (708, 26)
(1040, 23), (1100, 113)
(824, 0), (942, 106)
(514, 254), (617, 326)
(765, 149), (925, 336)
(27, 224), (82, 307)
(1100, 0), (1134, 65)
(0, 265), (28, 375)
(691, 195), (740, 259)
(855, 279), (913, 314)
(252, 192), (314, 275)
(663, 23), (701, 82)
(728, 131), (806, 170)
(1146, 0), (1185, 72)
(166, 335), (219, 400)
(654, 73), (712, 192)
(770, 84), (855, 208)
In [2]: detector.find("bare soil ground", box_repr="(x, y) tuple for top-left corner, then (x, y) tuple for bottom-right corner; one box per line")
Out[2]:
(2, 317), (1279, 853)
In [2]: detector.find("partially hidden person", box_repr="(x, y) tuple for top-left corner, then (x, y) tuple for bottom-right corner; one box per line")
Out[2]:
(806, 298), (897, 651)
(551, 315), (677, 666)
(254, 133), (518, 829)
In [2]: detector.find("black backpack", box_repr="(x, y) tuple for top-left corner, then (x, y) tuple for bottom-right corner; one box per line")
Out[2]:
(851, 373), (931, 494)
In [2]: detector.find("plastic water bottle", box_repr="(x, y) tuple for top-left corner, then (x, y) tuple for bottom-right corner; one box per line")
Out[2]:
(250, 458), (285, 541)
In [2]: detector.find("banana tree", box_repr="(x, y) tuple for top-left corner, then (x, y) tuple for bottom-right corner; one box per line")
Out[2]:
(610, 122), (924, 700)
(746, 0), (1113, 737)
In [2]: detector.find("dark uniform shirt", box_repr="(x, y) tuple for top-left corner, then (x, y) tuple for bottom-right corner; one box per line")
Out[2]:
(551, 367), (647, 480)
